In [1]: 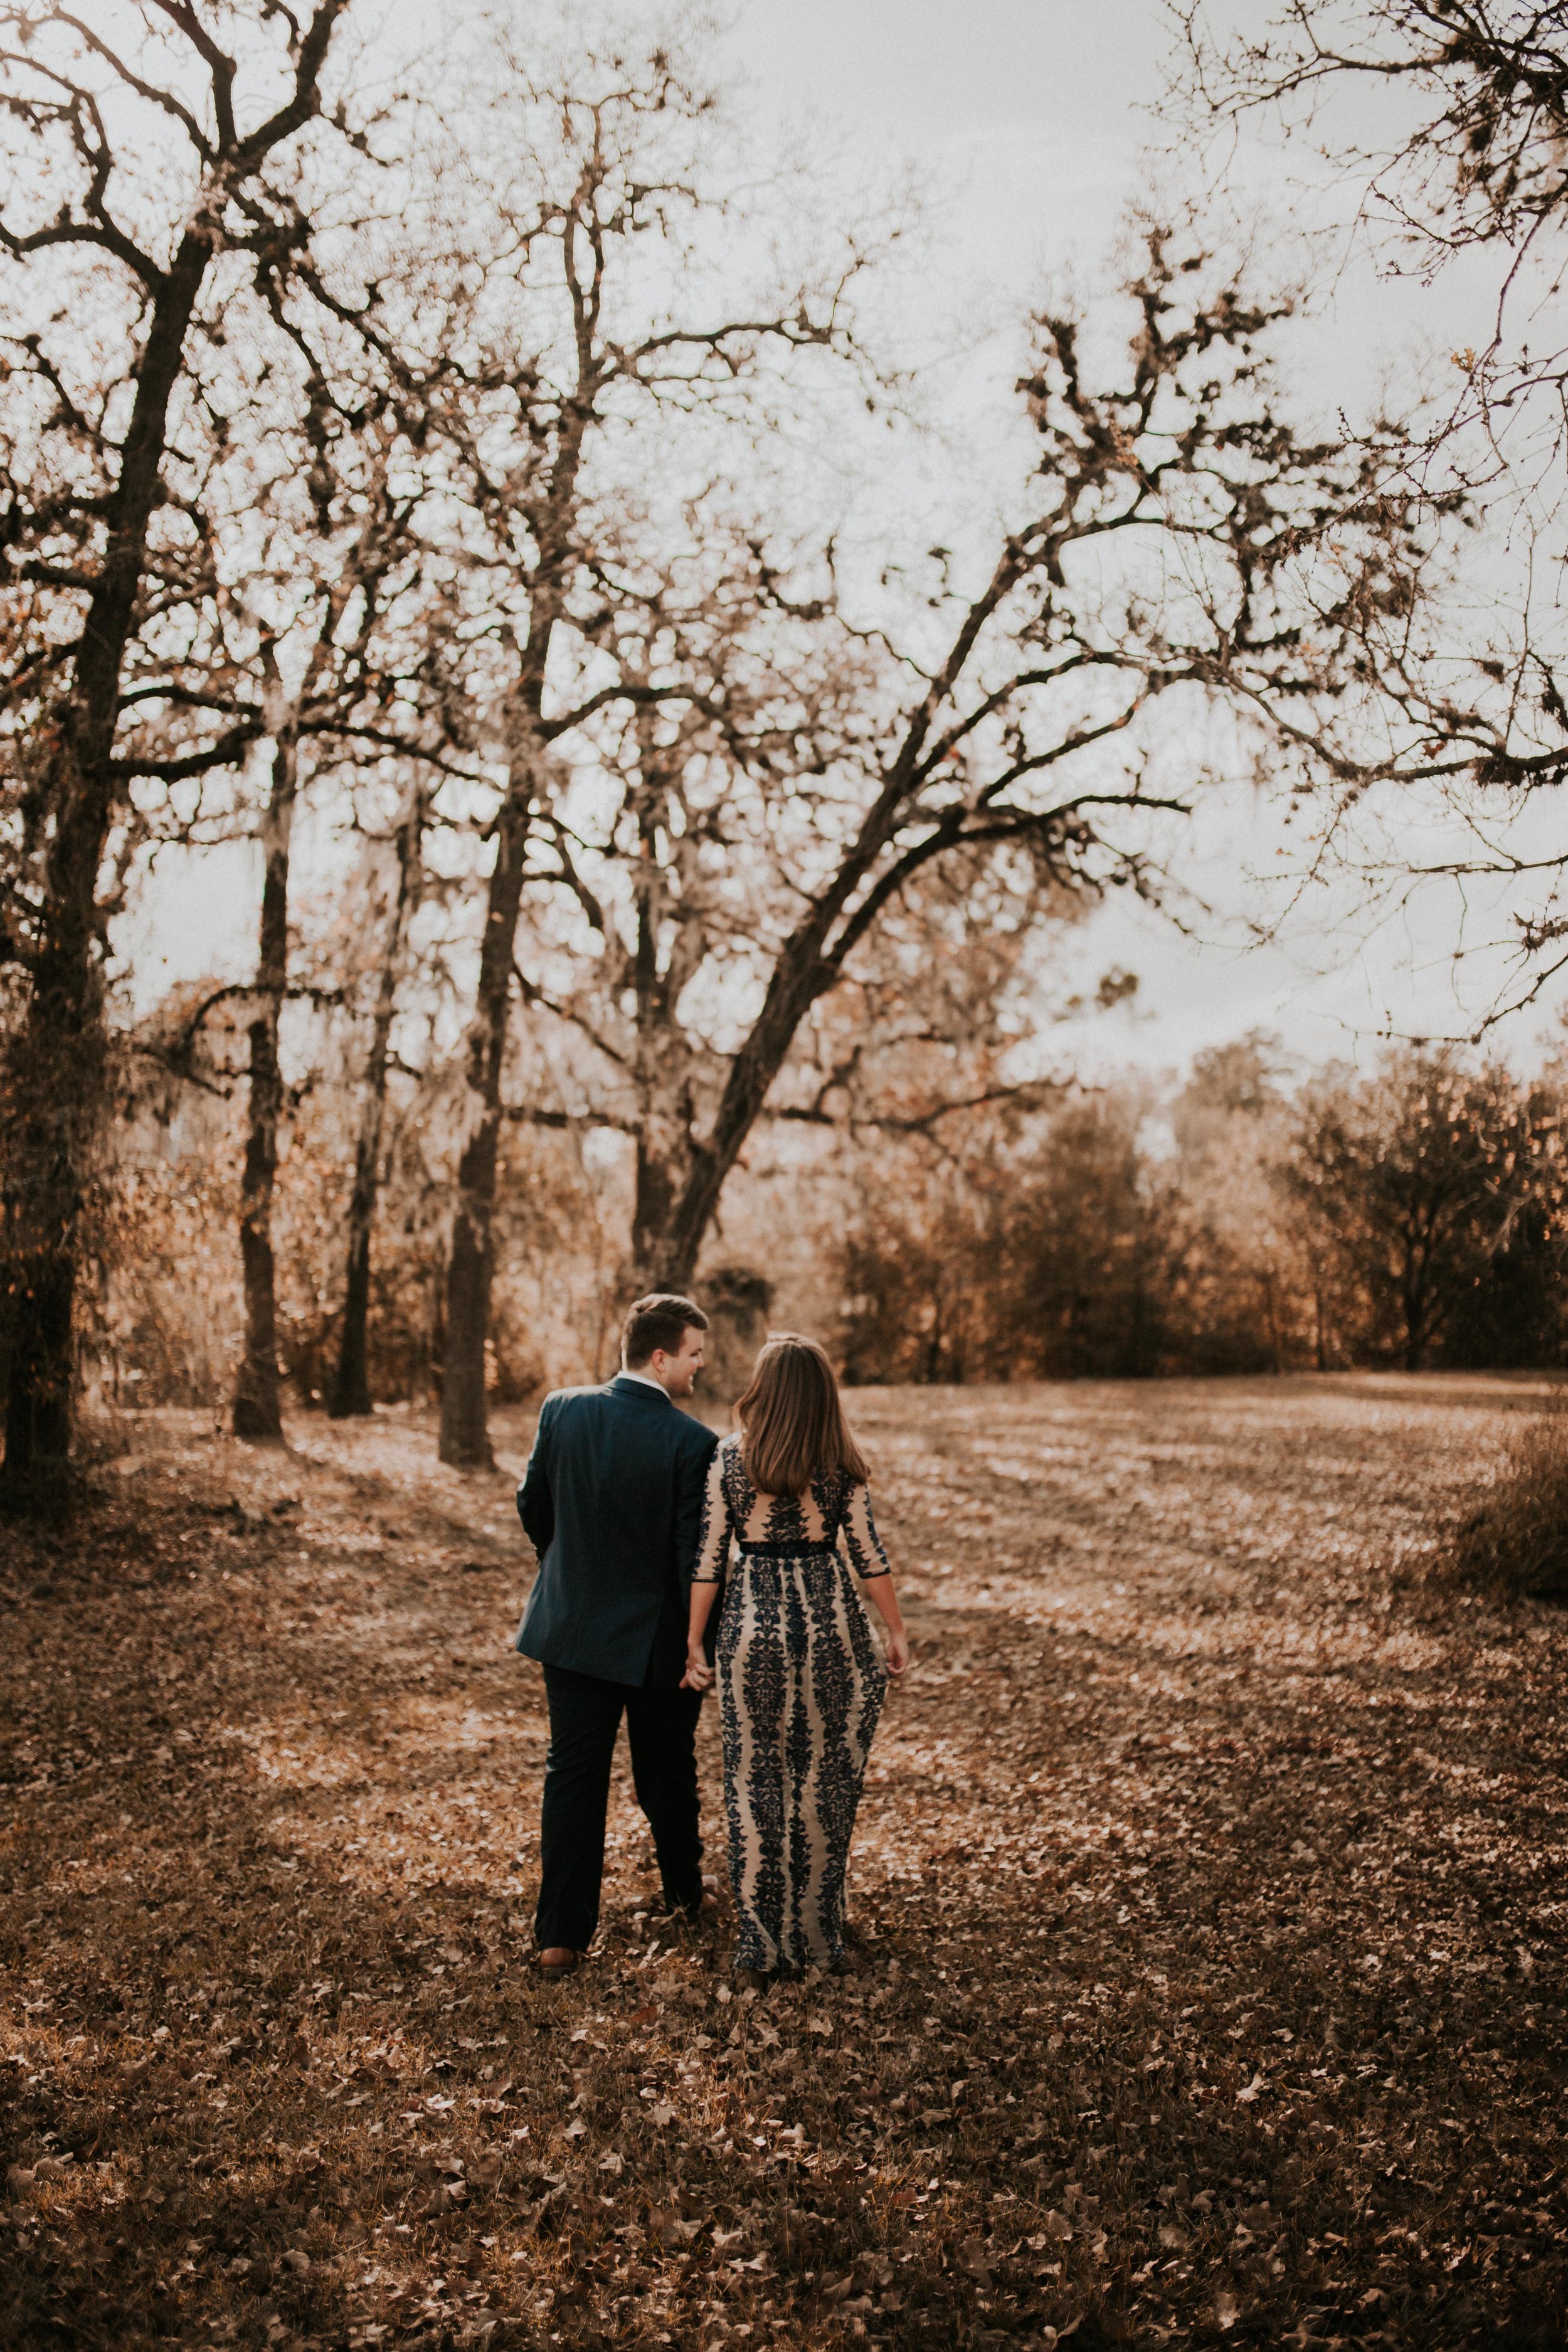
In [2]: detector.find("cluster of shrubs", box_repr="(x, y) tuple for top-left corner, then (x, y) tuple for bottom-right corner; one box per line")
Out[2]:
(1446, 1412), (1568, 1601)
(836, 1042), (1568, 1384)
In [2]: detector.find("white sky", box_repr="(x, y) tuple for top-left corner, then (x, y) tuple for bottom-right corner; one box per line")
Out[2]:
(123, 0), (1568, 1081)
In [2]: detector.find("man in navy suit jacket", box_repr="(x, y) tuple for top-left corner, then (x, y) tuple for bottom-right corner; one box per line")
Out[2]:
(516, 1293), (719, 1972)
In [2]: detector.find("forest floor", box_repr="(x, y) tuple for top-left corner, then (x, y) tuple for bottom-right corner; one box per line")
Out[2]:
(3, 1374), (1567, 2352)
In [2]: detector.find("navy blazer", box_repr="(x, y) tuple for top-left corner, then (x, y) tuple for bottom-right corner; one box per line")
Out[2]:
(514, 1374), (719, 1687)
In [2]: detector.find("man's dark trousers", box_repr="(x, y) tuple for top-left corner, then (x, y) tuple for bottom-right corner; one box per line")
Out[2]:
(536, 1666), (704, 1951)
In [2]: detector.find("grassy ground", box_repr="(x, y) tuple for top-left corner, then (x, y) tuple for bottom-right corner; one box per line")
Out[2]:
(2, 1374), (1566, 2351)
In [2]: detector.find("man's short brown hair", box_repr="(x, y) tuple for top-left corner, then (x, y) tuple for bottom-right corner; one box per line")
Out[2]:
(622, 1293), (708, 1369)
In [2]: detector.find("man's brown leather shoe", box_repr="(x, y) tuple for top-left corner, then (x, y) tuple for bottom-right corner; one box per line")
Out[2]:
(538, 1946), (580, 1977)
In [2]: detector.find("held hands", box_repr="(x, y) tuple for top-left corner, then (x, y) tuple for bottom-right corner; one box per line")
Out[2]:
(681, 1646), (714, 1694)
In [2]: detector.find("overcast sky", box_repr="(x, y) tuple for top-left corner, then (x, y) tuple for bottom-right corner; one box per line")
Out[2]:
(125, 0), (1562, 1079)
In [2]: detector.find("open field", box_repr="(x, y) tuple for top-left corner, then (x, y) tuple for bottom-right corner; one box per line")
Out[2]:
(3, 1374), (1566, 2351)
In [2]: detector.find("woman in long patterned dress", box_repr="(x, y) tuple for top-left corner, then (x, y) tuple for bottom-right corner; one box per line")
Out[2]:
(682, 1334), (909, 1981)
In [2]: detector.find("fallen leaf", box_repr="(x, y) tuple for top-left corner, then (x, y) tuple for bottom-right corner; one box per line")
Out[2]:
(960, 2235), (994, 2285)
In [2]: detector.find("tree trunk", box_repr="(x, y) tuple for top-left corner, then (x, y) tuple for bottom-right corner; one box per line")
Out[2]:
(1, 231), (213, 1505)
(648, 948), (832, 1292)
(632, 1138), (681, 1293)
(1, 1172), (82, 1498)
(435, 314), (595, 1468)
(438, 798), (531, 1468)
(0, 9), (346, 1502)
(232, 738), (299, 1441)
(0, 862), (107, 1493)
(1261, 1268), (1281, 1373)
(628, 1054), (701, 1291)
(1401, 1232), (1429, 1374)
(331, 792), (423, 1419)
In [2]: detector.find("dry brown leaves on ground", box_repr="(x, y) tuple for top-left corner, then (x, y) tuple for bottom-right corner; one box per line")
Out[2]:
(2, 1373), (1566, 2351)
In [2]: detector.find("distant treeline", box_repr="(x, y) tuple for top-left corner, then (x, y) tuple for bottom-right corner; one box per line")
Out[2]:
(83, 1036), (1567, 1409)
(838, 1042), (1568, 1383)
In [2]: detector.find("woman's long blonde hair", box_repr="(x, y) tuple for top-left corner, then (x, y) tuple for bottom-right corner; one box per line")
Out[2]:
(736, 1333), (869, 1498)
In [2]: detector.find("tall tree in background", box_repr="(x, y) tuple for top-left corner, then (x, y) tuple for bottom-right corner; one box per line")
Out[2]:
(425, 41), (872, 1469)
(0, 0), (355, 1499)
(1286, 1048), (1565, 1368)
(508, 519), (885, 1293)
(329, 778), (426, 1419)
(228, 465), (434, 1441)
(521, 586), (1082, 1300)
(519, 224), (1445, 1303)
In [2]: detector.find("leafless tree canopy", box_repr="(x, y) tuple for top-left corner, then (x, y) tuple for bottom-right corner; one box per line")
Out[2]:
(1, 4), (1568, 1495)
(1175, 3), (1568, 255)
(1173, 3), (1568, 1022)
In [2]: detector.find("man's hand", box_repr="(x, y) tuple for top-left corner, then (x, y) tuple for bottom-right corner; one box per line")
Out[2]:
(681, 1646), (714, 1694)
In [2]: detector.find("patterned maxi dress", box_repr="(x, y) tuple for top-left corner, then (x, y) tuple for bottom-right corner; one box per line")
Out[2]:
(691, 1436), (891, 1971)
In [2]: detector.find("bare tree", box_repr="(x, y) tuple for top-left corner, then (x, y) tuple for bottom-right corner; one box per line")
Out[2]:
(227, 456), (441, 1441)
(511, 529), (1072, 1293)
(516, 225), (1442, 1298)
(0, 0), (358, 1498)
(1173, 3), (1568, 265)
(422, 38), (876, 1468)
(1170, 4), (1568, 1020)
(504, 519), (879, 1290)
(329, 778), (426, 1420)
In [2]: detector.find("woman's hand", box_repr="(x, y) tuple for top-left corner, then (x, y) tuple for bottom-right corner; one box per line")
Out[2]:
(883, 1627), (909, 1677)
(683, 1577), (721, 1692)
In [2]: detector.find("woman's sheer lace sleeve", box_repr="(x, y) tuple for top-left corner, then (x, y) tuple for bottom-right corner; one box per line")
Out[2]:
(842, 1478), (893, 1580)
(690, 1448), (731, 1585)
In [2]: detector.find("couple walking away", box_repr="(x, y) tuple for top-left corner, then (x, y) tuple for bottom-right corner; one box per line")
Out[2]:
(515, 1292), (909, 1983)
